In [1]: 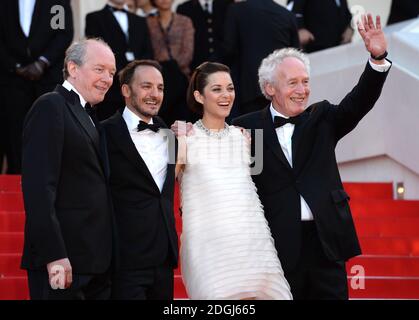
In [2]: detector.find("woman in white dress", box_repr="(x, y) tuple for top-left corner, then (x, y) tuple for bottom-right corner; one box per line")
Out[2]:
(176, 62), (292, 300)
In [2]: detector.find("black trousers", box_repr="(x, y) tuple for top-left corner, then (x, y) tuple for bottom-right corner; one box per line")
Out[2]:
(284, 221), (349, 300)
(4, 78), (54, 173)
(27, 269), (111, 300)
(112, 260), (174, 300)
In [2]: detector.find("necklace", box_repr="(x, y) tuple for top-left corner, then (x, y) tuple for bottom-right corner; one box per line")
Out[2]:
(196, 119), (230, 139)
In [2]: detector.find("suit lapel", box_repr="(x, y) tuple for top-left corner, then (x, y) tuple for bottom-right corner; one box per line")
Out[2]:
(110, 113), (160, 192)
(291, 111), (310, 163)
(261, 107), (292, 171)
(13, 0), (25, 38)
(156, 116), (177, 195)
(28, 0), (41, 39)
(55, 86), (101, 154)
(104, 6), (128, 44)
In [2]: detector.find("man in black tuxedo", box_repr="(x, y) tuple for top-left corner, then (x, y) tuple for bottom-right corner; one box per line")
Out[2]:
(387, 0), (419, 25)
(21, 38), (116, 300)
(102, 60), (178, 300)
(221, 0), (299, 115)
(85, 0), (153, 120)
(176, 0), (233, 70)
(0, 0), (73, 173)
(232, 14), (391, 299)
(287, 0), (353, 53)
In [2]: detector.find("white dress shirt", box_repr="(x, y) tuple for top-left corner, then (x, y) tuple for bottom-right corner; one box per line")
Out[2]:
(19, 0), (36, 37)
(122, 107), (168, 192)
(199, 0), (213, 14)
(62, 80), (87, 107)
(269, 58), (391, 221)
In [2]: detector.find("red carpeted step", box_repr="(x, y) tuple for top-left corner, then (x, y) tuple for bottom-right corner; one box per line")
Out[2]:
(359, 237), (419, 256)
(0, 212), (25, 232)
(0, 175), (21, 192)
(354, 217), (419, 237)
(346, 256), (419, 277)
(0, 232), (24, 254)
(174, 275), (188, 299)
(348, 277), (419, 299)
(0, 254), (25, 277)
(351, 199), (419, 218)
(0, 277), (29, 300)
(343, 182), (393, 200)
(0, 193), (24, 212)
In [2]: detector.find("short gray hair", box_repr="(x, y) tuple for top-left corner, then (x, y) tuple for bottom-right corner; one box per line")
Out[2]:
(258, 48), (310, 100)
(63, 38), (112, 79)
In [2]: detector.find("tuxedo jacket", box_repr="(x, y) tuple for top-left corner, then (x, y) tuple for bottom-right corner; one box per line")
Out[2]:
(222, 0), (299, 105)
(21, 85), (113, 274)
(232, 62), (390, 272)
(0, 0), (73, 85)
(289, 0), (352, 52)
(102, 112), (178, 270)
(176, 0), (233, 70)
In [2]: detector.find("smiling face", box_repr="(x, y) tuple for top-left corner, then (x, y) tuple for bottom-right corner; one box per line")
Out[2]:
(266, 57), (310, 117)
(67, 40), (116, 105)
(194, 71), (235, 121)
(122, 65), (164, 122)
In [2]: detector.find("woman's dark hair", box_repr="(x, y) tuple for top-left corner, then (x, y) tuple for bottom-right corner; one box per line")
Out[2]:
(187, 61), (231, 116)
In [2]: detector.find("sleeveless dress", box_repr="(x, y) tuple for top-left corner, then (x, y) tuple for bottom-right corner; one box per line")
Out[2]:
(179, 123), (292, 300)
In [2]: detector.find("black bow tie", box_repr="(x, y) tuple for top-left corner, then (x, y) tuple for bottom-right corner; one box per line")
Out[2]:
(274, 115), (302, 128)
(137, 120), (161, 133)
(85, 103), (100, 128)
(85, 103), (94, 116)
(109, 5), (127, 13)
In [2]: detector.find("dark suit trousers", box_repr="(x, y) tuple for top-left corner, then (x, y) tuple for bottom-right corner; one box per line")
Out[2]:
(112, 260), (174, 300)
(27, 269), (112, 300)
(284, 221), (348, 300)
(4, 78), (54, 173)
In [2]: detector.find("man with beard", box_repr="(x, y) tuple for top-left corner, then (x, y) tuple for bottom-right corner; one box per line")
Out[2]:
(102, 60), (178, 299)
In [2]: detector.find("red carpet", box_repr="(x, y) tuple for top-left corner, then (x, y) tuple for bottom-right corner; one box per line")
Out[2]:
(0, 175), (418, 300)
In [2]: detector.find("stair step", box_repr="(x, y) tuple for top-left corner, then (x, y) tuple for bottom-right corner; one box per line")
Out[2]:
(0, 254), (25, 277)
(0, 212), (25, 232)
(354, 217), (419, 237)
(0, 277), (29, 300)
(174, 275), (188, 299)
(0, 193), (24, 212)
(360, 237), (419, 256)
(347, 277), (419, 299)
(351, 199), (419, 218)
(0, 175), (21, 193)
(343, 182), (393, 200)
(346, 256), (419, 277)
(0, 232), (24, 254)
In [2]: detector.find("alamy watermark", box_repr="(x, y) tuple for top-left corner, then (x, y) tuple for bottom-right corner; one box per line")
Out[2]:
(50, 5), (66, 30)
(350, 264), (366, 290)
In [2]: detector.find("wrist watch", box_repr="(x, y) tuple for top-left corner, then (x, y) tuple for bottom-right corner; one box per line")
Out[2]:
(370, 51), (388, 60)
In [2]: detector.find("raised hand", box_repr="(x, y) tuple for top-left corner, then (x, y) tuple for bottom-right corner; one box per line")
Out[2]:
(357, 14), (387, 59)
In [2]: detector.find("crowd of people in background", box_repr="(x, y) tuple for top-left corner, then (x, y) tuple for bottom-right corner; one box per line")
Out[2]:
(0, 0), (417, 174)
